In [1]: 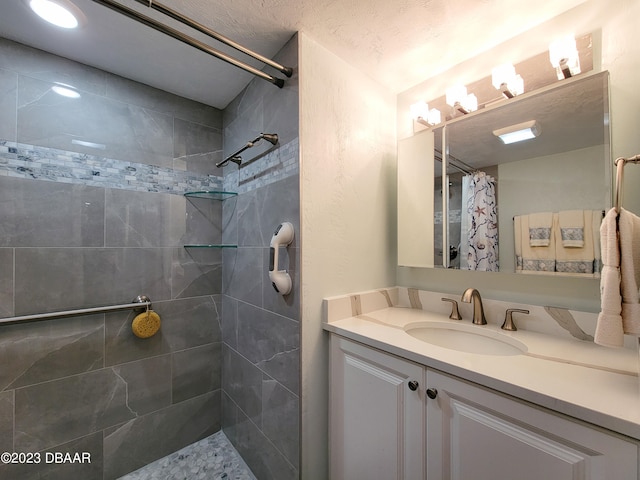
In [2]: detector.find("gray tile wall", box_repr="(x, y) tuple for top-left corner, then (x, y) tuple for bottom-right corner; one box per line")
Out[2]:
(0, 37), (225, 480)
(221, 35), (301, 479)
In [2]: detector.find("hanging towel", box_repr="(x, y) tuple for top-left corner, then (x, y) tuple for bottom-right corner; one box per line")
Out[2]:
(555, 210), (596, 275)
(519, 214), (556, 273)
(528, 212), (553, 246)
(558, 210), (585, 248)
(595, 208), (624, 347)
(619, 208), (640, 335)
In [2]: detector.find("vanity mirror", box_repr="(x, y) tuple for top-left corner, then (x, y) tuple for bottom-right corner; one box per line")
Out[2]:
(398, 70), (611, 275)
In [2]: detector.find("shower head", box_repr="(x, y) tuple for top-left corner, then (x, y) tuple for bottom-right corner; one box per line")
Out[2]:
(260, 133), (278, 145)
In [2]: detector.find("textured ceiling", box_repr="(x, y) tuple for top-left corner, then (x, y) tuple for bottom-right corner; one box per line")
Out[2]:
(0, 0), (586, 108)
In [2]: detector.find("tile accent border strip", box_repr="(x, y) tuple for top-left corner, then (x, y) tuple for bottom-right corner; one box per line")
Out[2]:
(0, 140), (224, 195)
(0, 136), (300, 196)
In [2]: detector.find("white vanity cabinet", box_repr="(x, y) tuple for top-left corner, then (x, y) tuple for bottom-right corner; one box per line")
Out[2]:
(426, 369), (638, 480)
(329, 334), (425, 480)
(329, 334), (639, 480)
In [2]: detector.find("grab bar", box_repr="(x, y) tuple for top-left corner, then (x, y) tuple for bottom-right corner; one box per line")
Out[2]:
(0, 295), (151, 326)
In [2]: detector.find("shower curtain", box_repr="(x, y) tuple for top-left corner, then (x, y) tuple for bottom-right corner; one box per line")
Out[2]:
(460, 172), (499, 271)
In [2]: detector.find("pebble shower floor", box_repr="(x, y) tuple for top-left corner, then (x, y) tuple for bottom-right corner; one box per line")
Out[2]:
(118, 431), (256, 480)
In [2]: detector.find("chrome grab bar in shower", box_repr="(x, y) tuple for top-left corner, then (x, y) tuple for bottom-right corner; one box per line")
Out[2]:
(0, 295), (151, 325)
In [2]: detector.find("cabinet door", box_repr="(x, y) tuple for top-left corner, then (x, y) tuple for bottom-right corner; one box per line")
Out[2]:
(330, 335), (425, 480)
(426, 369), (638, 480)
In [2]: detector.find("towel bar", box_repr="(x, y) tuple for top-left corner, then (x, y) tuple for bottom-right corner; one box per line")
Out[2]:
(614, 155), (640, 213)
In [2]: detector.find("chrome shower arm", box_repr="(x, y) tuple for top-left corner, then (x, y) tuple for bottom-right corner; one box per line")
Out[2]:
(216, 133), (279, 168)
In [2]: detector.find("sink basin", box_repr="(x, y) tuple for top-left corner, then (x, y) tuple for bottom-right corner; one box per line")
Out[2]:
(405, 323), (527, 356)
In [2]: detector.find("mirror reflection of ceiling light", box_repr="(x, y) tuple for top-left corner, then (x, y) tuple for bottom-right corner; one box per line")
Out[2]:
(72, 139), (106, 150)
(549, 36), (581, 80)
(51, 83), (81, 98)
(491, 63), (524, 99)
(493, 120), (541, 144)
(410, 101), (441, 126)
(445, 85), (477, 114)
(28, 0), (81, 29)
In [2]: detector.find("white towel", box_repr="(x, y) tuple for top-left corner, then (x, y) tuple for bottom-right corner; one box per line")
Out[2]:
(595, 208), (624, 347)
(555, 210), (595, 275)
(519, 214), (556, 273)
(558, 210), (585, 248)
(619, 208), (640, 335)
(528, 212), (553, 247)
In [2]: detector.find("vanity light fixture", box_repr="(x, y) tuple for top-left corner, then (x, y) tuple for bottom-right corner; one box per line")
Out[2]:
(491, 63), (524, 99)
(410, 101), (441, 126)
(493, 120), (541, 144)
(549, 36), (581, 80)
(28, 0), (83, 29)
(445, 85), (477, 114)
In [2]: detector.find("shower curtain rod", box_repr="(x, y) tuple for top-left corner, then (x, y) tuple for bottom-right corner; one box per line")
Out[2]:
(435, 149), (474, 175)
(129, 0), (293, 78)
(91, 0), (290, 88)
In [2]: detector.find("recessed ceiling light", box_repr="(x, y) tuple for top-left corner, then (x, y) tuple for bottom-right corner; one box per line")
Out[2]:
(29, 0), (82, 29)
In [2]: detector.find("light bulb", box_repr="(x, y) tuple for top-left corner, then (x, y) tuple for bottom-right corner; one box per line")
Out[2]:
(29, 0), (79, 29)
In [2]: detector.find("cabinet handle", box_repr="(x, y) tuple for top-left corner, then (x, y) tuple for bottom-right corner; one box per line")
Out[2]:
(408, 380), (419, 391)
(426, 388), (438, 399)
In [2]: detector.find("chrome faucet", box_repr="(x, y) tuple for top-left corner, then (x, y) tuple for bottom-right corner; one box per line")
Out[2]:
(461, 288), (487, 325)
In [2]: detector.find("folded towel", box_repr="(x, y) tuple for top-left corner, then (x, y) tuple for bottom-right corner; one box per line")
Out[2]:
(619, 208), (640, 335)
(520, 214), (556, 272)
(595, 208), (624, 347)
(528, 212), (553, 247)
(558, 210), (585, 248)
(555, 210), (595, 275)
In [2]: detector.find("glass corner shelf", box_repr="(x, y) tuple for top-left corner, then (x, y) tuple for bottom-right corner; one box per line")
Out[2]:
(183, 190), (237, 200)
(184, 244), (238, 249)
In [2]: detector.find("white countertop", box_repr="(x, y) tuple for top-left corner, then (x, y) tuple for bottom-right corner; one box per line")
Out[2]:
(324, 305), (640, 441)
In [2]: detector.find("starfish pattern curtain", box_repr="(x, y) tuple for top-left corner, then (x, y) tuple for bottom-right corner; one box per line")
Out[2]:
(460, 172), (499, 271)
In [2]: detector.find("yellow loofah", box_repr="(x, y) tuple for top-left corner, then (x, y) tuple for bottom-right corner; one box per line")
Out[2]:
(132, 310), (161, 338)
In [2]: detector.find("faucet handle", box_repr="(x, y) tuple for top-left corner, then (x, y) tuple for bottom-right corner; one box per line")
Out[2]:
(441, 298), (462, 320)
(502, 308), (529, 331)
